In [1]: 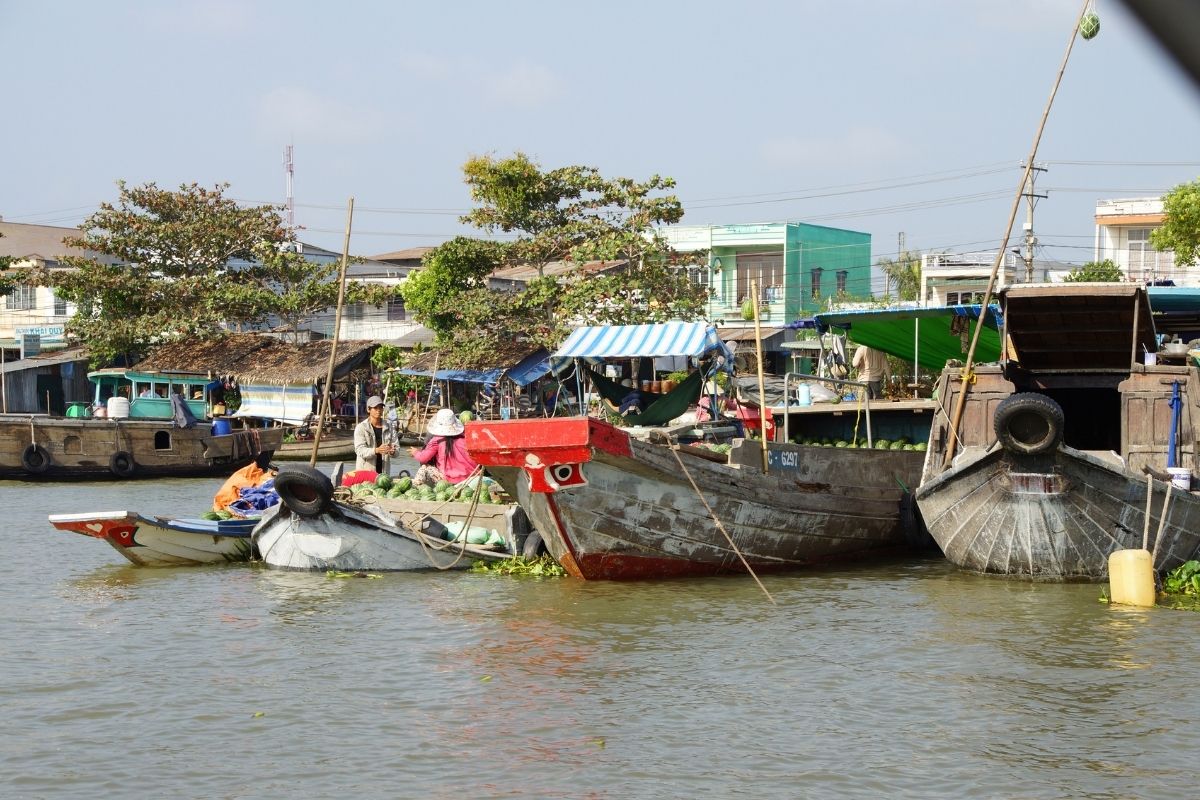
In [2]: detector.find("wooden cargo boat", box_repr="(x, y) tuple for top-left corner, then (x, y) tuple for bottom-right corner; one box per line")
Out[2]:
(916, 284), (1200, 579)
(47, 510), (256, 566)
(252, 465), (515, 571)
(2, 368), (283, 480)
(467, 416), (925, 580)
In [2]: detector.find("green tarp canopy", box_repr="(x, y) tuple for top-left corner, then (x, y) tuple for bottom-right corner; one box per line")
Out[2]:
(807, 304), (1004, 372)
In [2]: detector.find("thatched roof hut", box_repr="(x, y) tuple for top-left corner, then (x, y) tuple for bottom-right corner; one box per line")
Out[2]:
(133, 334), (378, 385)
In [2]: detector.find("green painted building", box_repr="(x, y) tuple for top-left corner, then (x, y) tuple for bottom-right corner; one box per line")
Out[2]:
(662, 221), (872, 324)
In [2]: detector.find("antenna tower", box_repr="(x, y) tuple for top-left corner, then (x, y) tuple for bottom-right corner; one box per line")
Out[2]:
(283, 144), (295, 229)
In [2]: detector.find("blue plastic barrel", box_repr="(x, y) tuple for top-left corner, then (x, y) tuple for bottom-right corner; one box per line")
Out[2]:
(211, 419), (232, 436)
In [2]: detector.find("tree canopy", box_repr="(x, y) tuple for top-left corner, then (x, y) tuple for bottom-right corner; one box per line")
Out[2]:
(33, 181), (397, 365)
(1151, 178), (1200, 267)
(1063, 259), (1125, 282)
(877, 250), (923, 301)
(398, 153), (707, 367)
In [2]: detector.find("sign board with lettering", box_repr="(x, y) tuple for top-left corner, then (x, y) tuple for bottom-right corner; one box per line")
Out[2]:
(20, 333), (41, 359)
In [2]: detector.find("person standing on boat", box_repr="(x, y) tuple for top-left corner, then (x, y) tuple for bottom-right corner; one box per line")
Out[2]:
(353, 395), (396, 475)
(851, 345), (890, 399)
(410, 408), (478, 486)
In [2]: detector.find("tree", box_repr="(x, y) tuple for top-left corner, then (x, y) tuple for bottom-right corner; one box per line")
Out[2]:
(33, 181), (398, 364)
(1063, 259), (1124, 282)
(410, 153), (708, 362)
(1151, 178), (1200, 267)
(877, 250), (922, 301)
(0, 232), (17, 297)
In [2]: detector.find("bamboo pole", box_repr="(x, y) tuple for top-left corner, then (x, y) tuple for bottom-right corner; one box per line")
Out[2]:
(942, 0), (1092, 469)
(751, 279), (769, 473)
(310, 197), (355, 468)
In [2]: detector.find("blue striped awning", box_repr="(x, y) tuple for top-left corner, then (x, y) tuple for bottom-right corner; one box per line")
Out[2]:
(551, 322), (734, 372)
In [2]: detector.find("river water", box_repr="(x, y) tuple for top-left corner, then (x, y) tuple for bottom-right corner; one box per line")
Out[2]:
(3, 466), (1199, 800)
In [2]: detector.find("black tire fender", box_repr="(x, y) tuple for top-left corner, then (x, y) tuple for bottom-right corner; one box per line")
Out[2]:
(993, 392), (1064, 456)
(21, 444), (52, 474)
(109, 450), (137, 478)
(273, 465), (334, 517)
(521, 529), (545, 558)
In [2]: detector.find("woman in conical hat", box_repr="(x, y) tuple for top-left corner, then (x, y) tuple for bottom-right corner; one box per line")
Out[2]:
(411, 408), (478, 486)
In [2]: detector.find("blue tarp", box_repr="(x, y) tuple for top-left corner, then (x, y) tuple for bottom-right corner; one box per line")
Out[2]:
(396, 348), (551, 387)
(551, 322), (735, 372)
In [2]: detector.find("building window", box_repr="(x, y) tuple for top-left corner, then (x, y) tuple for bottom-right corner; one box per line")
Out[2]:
(1128, 227), (1174, 280)
(810, 268), (823, 300)
(836, 270), (848, 294)
(53, 292), (68, 316)
(736, 251), (783, 303)
(5, 285), (35, 311)
(345, 303), (364, 320)
(387, 299), (406, 321)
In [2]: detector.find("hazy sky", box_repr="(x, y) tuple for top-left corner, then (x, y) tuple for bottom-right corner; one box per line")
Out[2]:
(3, 0), (1198, 290)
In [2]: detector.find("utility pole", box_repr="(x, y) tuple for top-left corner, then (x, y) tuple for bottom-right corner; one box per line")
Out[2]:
(1020, 163), (1047, 282)
(896, 231), (905, 299)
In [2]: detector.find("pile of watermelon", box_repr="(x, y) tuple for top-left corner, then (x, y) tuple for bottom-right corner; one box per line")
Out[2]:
(348, 473), (503, 504)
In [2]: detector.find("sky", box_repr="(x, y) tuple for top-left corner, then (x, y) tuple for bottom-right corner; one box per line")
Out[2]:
(3, 0), (1199, 296)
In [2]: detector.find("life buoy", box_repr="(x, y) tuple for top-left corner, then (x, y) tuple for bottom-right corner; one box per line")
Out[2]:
(993, 393), (1064, 456)
(21, 444), (52, 474)
(109, 451), (137, 478)
(273, 465), (334, 517)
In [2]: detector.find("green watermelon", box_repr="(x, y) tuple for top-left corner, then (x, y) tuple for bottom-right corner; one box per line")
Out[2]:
(459, 410), (473, 424)
(376, 474), (394, 491)
(434, 480), (452, 493)
(201, 511), (222, 521)
(396, 477), (413, 492)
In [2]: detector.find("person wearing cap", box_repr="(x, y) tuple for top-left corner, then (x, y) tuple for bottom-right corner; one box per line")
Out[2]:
(410, 407), (478, 486)
(354, 395), (396, 474)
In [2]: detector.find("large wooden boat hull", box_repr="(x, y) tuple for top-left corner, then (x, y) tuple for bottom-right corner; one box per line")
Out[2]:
(48, 510), (256, 566)
(916, 445), (1200, 579)
(251, 502), (512, 572)
(1, 416), (284, 480)
(467, 417), (925, 580)
(272, 431), (357, 462)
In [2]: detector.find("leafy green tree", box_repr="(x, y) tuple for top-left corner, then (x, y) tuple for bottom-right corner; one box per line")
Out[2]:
(1063, 259), (1125, 282)
(1151, 178), (1200, 267)
(407, 153), (707, 362)
(399, 237), (508, 339)
(0, 232), (17, 296)
(877, 250), (922, 301)
(33, 181), (397, 364)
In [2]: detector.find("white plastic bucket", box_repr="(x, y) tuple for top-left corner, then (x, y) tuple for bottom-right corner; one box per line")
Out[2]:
(1167, 467), (1191, 491)
(796, 383), (812, 406)
(106, 396), (130, 419)
(1144, 352), (1157, 366)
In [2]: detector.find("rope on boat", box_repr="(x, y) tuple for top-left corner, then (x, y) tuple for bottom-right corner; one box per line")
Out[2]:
(664, 434), (776, 605)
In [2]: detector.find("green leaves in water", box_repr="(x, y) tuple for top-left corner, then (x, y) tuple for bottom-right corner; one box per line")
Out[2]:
(469, 555), (565, 577)
(326, 570), (382, 579)
(1159, 561), (1200, 610)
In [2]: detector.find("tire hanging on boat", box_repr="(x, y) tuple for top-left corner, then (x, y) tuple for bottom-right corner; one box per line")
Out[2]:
(993, 392), (1065, 456)
(273, 465), (334, 517)
(109, 451), (137, 478)
(21, 443), (52, 474)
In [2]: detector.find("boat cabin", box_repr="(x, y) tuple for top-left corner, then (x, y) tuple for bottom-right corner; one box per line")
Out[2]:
(88, 369), (211, 420)
(927, 284), (1195, 476)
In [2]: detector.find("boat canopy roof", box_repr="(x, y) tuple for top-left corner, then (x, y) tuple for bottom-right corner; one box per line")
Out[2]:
(1002, 283), (1155, 372)
(551, 321), (734, 373)
(87, 368), (210, 387)
(395, 348), (551, 387)
(797, 304), (1003, 372)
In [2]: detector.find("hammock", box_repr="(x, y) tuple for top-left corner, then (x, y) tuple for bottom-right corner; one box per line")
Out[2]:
(585, 368), (703, 427)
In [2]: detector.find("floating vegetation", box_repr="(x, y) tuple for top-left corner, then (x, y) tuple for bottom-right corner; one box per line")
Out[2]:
(1159, 561), (1200, 611)
(469, 555), (566, 577)
(326, 570), (382, 579)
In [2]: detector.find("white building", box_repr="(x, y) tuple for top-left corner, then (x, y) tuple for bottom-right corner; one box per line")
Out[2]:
(1094, 197), (1181, 285)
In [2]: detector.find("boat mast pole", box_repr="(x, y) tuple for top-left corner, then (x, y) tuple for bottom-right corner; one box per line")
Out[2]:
(942, 0), (1091, 469)
(751, 279), (769, 473)
(310, 197), (355, 468)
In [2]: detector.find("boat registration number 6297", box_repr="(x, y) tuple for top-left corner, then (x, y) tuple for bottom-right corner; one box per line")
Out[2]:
(768, 450), (800, 470)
